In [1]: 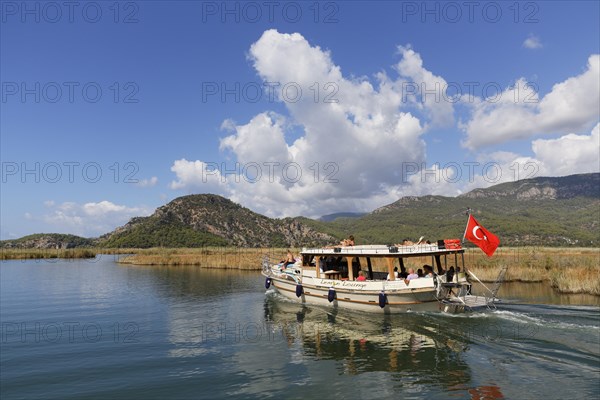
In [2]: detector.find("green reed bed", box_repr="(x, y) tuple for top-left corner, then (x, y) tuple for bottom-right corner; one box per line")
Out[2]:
(1, 248), (97, 260)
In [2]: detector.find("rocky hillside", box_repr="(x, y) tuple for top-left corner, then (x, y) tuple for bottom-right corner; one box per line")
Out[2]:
(320, 173), (600, 246)
(100, 194), (335, 248)
(460, 173), (599, 200)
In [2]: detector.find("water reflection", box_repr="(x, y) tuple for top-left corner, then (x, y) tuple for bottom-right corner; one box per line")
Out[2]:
(263, 295), (475, 389)
(130, 265), (259, 300)
(119, 265), (263, 360)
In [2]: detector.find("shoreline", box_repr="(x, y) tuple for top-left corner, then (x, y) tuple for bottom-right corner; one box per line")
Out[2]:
(2, 246), (598, 296)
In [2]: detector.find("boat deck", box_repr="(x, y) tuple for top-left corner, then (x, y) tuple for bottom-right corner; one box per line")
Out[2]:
(301, 244), (464, 257)
(445, 295), (496, 309)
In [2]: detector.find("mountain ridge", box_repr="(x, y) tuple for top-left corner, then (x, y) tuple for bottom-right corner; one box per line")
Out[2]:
(2, 173), (598, 248)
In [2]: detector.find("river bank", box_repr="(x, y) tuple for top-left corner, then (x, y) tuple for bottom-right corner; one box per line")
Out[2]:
(2, 246), (598, 295)
(0, 248), (97, 259)
(118, 246), (600, 296)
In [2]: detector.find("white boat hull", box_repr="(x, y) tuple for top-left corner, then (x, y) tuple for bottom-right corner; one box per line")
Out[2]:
(266, 275), (441, 313)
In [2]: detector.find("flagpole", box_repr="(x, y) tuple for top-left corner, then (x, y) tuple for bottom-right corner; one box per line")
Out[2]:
(461, 208), (472, 244)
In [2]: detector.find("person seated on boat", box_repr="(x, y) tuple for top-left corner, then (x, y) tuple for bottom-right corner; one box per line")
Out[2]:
(446, 266), (455, 283)
(423, 265), (434, 277)
(386, 267), (399, 280)
(417, 268), (424, 278)
(400, 238), (414, 246)
(283, 250), (296, 267)
(406, 268), (419, 280)
(340, 235), (355, 247)
(399, 266), (408, 279)
(356, 270), (367, 281)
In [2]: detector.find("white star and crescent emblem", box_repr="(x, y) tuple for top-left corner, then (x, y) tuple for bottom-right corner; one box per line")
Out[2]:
(472, 226), (488, 241)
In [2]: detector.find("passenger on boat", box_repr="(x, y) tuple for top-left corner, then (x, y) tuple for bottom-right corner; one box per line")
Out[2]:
(423, 265), (434, 277)
(399, 266), (408, 279)
(340, 235), (355, 246)
(396, 236), (425, 246)
(406, 268), (419, 280)
(356, 271), (367, 281)
(386, 267), (399, 280)
(417, 268), (424, 278)
(283, 250), (295, 267)
(446, 266), (455, 282)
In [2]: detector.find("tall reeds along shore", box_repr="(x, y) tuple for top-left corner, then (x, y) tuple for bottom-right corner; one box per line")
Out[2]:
(3, 246), (597, 296)
(116, 247), (298, 270)
(462, 247), (599, 296)
(117, 246), (599, 296)
(0, 248), (97, 260)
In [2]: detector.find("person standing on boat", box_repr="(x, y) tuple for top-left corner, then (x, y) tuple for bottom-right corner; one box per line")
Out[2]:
(356, 271), (367, 281)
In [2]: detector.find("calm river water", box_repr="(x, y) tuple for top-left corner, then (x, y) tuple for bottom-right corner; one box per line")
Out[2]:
(1, 256), (599, 399)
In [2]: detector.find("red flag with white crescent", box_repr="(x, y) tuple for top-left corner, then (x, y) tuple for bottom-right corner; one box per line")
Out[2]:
(464, 215), (500, 257)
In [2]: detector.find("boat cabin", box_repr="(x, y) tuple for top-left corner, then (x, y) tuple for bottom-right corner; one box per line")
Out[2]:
(300, 243), (465, 282)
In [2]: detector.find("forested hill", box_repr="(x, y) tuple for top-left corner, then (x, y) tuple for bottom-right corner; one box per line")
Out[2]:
(2, 173), (598, 248)
(98, 194), (335, 248)
(306, 173), (599, 246)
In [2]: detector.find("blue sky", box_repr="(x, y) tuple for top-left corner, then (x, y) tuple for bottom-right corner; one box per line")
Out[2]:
(1, 1), (599, 239)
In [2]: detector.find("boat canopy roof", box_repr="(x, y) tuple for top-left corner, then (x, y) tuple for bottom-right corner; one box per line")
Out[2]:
(301, 244), (464, 258)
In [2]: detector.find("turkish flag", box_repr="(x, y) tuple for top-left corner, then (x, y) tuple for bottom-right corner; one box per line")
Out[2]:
(464, 215), (500, 257)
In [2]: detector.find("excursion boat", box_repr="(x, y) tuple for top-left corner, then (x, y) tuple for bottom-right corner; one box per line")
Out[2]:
(262, 240), (506, 314)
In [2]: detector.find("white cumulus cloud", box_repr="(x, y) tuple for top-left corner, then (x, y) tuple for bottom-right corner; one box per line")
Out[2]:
(170, 29), (455, 217)
(394, 45), (455, 127)
(523, 34), (543, 49)
(532, 123), (600, 176)
(461, 54), (600, 149)
(462, 124), (600, 192)
(40, 200), (152, 237)
(169, 31), (599, 218)
(136, 176), (158, 187)
(170, 159), (230, 195)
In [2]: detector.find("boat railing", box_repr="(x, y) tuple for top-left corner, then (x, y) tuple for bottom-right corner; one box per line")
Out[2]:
(301, 243), (457, 256)
(262, 255), (271, 275)
(490, 266), (508, 299)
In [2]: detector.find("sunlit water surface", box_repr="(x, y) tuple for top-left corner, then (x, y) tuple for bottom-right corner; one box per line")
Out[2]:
(1, 256), (599, 399)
